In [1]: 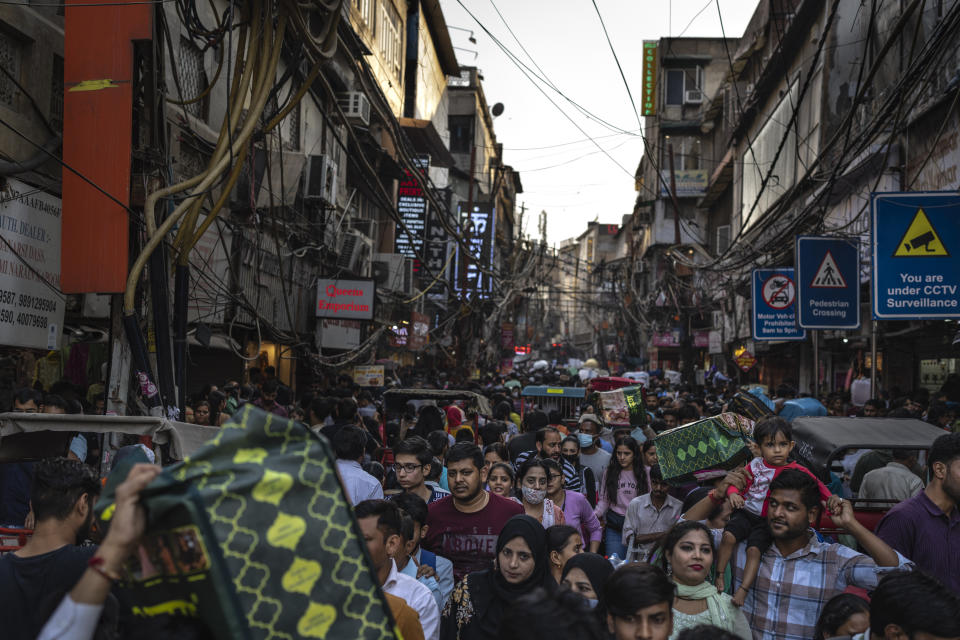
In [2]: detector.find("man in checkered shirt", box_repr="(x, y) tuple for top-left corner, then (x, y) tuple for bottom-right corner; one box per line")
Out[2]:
(732, 469), (912, 640)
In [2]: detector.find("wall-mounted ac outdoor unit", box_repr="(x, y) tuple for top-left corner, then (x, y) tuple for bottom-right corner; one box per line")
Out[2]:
(303, 154), (338, 204)
(337, 91), (371, 126)
(684, 89), (704, 104)
(371, 253), (414, 296)
(337, 229), (373, 276)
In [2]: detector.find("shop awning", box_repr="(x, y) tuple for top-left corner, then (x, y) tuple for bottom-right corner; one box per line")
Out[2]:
(400, 117), (456, 168)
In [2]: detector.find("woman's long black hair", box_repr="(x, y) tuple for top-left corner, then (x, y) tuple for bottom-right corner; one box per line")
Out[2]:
(603, 436), (647, 504)
(653, 519), (715, 576)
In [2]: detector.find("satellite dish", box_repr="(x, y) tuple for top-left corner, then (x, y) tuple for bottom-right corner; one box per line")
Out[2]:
(491, 103), (505, 117)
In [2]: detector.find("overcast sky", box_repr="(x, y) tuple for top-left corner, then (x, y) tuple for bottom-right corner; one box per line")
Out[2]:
(438, 0), (757, 245)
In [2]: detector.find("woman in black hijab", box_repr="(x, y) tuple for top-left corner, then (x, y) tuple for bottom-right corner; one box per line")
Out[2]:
(440, 514), (553, 640)
(560, 552), (615, 615)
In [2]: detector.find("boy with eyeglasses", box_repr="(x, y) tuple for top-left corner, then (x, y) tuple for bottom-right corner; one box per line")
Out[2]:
(391, 436), (450, 505)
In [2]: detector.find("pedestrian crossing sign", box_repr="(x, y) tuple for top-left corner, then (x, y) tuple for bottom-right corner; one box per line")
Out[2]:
(810, 251), (847, 288)
(796, 236), (860, 329)
(893, 208), (949, 257)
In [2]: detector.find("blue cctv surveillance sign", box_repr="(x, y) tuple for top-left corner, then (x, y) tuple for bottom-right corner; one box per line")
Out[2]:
(872, 192), (960, 319)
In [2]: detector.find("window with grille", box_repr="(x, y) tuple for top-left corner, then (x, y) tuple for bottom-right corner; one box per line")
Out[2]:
(50, 54), (63, 131)
(378, 1), (402, 80)
(665, 67), (703, 105)
(177, 37), (209, 121)
(285, 101), (300, 150)
(662, 135), (701, 170)
(353, 0), (376, 34)
(0, 28), (23, 109)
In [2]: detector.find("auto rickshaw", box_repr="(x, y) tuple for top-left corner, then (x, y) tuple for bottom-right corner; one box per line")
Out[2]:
(790, 416), (946, 532)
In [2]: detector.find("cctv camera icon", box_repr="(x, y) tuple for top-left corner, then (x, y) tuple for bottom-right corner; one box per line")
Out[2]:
(904, 231), (936, 253)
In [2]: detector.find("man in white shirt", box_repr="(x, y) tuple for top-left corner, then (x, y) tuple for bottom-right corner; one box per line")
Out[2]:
(622, 466), (682, 562)
(858, 449), (923, 508)
(391, 492), (455, 608)
(356, 500), (439, 640)
(333, 426), (383, 505)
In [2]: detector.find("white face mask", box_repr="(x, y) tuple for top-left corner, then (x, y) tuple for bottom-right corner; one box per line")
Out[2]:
(522, 486), (546, 505)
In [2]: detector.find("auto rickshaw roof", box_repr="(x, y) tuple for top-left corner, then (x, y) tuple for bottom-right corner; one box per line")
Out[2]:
(791, 416), (946, 478)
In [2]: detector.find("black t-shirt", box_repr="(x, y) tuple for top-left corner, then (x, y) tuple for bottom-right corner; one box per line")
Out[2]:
(0, 544), (97, 639)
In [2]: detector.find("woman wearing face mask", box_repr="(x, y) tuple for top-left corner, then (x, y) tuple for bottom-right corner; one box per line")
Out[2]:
(561, 436), (598, 507)
(440, 514), (554, 640)
(561, 552), (615, 615)
(487, 462), (516, 499)
(513, 459), (565, 527)
(656, 521), (751, 640)
(545, 457), (602, 552)
(593, 437), (647, 559)
(546, 524), (582, 584)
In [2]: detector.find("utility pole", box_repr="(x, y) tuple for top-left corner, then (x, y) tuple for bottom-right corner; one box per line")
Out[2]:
(668, 142), (681, 245)
(461, 143), (476, 293)
(668, 142), (695, 385)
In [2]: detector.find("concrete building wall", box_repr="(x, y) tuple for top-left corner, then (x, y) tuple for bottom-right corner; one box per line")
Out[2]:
(0, 5), (65, 185)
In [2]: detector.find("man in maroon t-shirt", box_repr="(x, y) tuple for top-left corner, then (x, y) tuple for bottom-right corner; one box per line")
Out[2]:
(423, 442), (523, 582)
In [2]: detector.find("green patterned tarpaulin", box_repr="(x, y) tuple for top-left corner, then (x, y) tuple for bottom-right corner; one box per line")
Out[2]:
(96, 405), (400, 640)
(654, 413), (755, 485)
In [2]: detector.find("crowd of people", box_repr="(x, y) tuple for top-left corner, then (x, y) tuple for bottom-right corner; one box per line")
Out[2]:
(0, 365), (958, 640)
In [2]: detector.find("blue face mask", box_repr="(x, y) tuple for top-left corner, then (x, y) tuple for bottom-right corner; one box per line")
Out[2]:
(586, 598), (599, 609)
(578, 433), (595, 448)
(630, 427), (647, 443)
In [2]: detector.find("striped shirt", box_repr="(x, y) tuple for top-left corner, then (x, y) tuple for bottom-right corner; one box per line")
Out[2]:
(513, 450), (584, 493)
(733, 533), (912, 640)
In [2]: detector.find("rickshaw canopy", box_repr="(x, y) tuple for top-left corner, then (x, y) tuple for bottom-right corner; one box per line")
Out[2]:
(520, 386), (586, 399)
(382, 389), (492, 417)
(791, 416), (946, 481)
(0, 412), (220, 463)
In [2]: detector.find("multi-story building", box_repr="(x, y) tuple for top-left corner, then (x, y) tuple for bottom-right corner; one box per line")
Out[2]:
(631, 36), (736, 376)
(690, 0), (960, 394)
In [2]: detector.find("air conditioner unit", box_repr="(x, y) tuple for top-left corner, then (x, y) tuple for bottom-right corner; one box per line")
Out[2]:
(303, 154), (338, 204)
(337, 91), (371, 126)
(337, 229), (373, 276)
(371, 252), (414, 295)
(715, 224), (731, 255)
(684, 89), (704, 104)
(634, 204), (653, 226)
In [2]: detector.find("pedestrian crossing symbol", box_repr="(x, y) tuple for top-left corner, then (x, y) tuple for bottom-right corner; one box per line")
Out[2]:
(810, 250), (847, 288)
(893, 208), (949, 257)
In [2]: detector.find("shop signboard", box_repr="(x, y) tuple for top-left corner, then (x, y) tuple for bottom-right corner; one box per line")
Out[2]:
(659, 169), (708, 198)
(641, 41), (658, 116)
(734, 348), (756, 372)
(651, 330), (680, 347)
(453, 203), (496, 296)
(501, 323), (515, 350)
(796, 236), (860, 329)
(395, 156), (429, 269)
(353, 365), (385, 387)
(315, 318), (361, 350)
(408, 312), (429, 351)
(316, 279), (375, 320)
(751, 268), (805, 341)
(871, 192), (960, 319)
(708, 330), (723, 354)
(0, 178), (64, 350)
